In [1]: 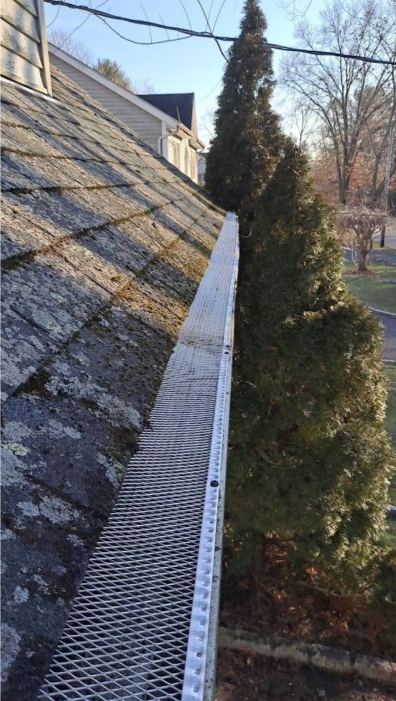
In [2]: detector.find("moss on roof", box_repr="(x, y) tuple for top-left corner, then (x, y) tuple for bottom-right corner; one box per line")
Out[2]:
(1, 68), (224, 701)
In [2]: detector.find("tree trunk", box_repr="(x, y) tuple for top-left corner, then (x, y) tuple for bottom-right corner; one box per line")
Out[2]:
(339, 177), (347, 205)
(357, 240), (369, 273)
(380, 224), (386, 248)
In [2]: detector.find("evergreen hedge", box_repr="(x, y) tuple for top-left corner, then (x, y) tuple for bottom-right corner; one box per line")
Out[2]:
(205, 0), (282, 234)
(227, 143), (394, 572)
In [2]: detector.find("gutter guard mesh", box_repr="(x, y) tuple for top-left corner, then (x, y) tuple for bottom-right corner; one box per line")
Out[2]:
(38, 212), (239, 701)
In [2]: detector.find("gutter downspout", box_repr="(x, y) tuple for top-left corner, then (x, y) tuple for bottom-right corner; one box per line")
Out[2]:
(158, 120), (169, 158)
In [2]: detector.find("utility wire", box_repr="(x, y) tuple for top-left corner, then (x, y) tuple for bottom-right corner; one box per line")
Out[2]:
(46, 5), (61, 27)
(65, 0), (108, 41)
(97, 16), (193, 46)
(195, 0), (229, 61)
(198, 77), (222, 102)
(43, 0), (396, 66)
(158, 14), (171, 40)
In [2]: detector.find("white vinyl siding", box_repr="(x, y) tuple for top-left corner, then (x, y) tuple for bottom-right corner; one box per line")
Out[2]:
(1, 0), (52, 95)
(168, 134), (199, 183)
(184, 149), (190, 178)
(173, 141), (181, 169)
(49, 48), (201, 182)
(182, 136), (198, 183)
(50, 52), (162, 151)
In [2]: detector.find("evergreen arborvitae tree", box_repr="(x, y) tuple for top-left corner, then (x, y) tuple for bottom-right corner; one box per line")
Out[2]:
(227, 141), (394, 571)
(205, 0), (282, 233)
(94, 58), (132, 91)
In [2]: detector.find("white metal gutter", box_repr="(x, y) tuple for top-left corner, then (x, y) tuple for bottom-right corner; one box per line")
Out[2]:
(38, 212), (239, 701)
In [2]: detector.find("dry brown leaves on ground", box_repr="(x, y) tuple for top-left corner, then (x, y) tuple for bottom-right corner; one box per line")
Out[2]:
(216, 649), (396, 701)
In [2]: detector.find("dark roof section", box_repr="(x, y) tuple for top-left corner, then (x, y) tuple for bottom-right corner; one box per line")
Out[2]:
(138, 93), (195, 130)
(1, 69), (223, 701)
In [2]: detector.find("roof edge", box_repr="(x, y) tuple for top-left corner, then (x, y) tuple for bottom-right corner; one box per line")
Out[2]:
(48, 44), (178, 128)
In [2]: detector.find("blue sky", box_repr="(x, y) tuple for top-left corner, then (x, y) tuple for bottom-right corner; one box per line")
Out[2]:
(44, 0), (323, 142)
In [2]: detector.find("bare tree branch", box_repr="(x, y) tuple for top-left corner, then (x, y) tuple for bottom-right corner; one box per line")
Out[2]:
(281, 0), (396, 205)
(195, 0), (229, 61)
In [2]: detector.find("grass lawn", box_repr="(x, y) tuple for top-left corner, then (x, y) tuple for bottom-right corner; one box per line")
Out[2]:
(386, 365), (396, 450)
(344, 262), (396, 526)
(343, 262), (396, 314)
(382, 364), (396, 548)
(372, 241), (396, 250)
(386, 365), (396, 509)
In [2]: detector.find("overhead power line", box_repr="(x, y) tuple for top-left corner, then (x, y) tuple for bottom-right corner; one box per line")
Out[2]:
(43, 0), (396, 66)
(96, 16), (193, 46)
(64, 0), (108, 41)
(195, 0), (229, 62)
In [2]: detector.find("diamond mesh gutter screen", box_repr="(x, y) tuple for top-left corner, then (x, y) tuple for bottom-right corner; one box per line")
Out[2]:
(38, 212), (239, 701)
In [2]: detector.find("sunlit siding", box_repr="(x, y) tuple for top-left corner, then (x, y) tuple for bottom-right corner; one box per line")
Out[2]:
(50, 52), (162, 152)
(167, 134), (198, 183)
(1, 0), (51, 95)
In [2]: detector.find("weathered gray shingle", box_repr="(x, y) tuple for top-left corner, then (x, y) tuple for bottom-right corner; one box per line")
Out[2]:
(1, 68), (224, 701)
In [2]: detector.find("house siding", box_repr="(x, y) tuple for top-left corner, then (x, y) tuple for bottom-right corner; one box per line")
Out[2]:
(50, 49), (200, 183)
(168, 135), (198, 183)
(50, 52), (162, 151)
(0, 0), (52, 95)
(167, 133), (198, 183)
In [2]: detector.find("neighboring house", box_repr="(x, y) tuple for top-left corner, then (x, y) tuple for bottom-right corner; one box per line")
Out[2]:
(49, 44), (205, 183)
(138, 91), (205, 183)
(1, 5), (229, 699)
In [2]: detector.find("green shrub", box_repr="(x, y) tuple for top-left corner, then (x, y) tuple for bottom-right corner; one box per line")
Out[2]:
(227, 142), (394, 572)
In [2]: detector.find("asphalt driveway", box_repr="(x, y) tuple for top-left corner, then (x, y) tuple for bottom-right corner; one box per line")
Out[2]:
(372, 310), (396, 362)
(342, 249), (396, 361)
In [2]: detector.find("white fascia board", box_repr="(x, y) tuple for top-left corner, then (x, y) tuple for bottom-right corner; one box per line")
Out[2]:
(48, 44), (178, 128)
(179, 123), (192, 138)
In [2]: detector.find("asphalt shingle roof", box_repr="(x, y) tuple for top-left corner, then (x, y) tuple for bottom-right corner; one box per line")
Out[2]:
(1, 69), (223, 701)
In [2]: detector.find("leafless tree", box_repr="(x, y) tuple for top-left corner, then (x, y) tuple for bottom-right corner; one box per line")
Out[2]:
(49, 30), (155, 94)
(282, 99), (317, 151)
(199, 107), (215, 145)
(362, 87), (396, 209)
(276, 0), (315, 23)
(49, 29), (94, 65)
(133, 79), (155, 94)
(338, 208), (388, 272)
(281, 0), (396, 205)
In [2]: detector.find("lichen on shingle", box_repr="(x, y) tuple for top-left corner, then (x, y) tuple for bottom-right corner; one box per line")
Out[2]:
(1, 625), (21, 683)
(1, 66), (224, 701)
